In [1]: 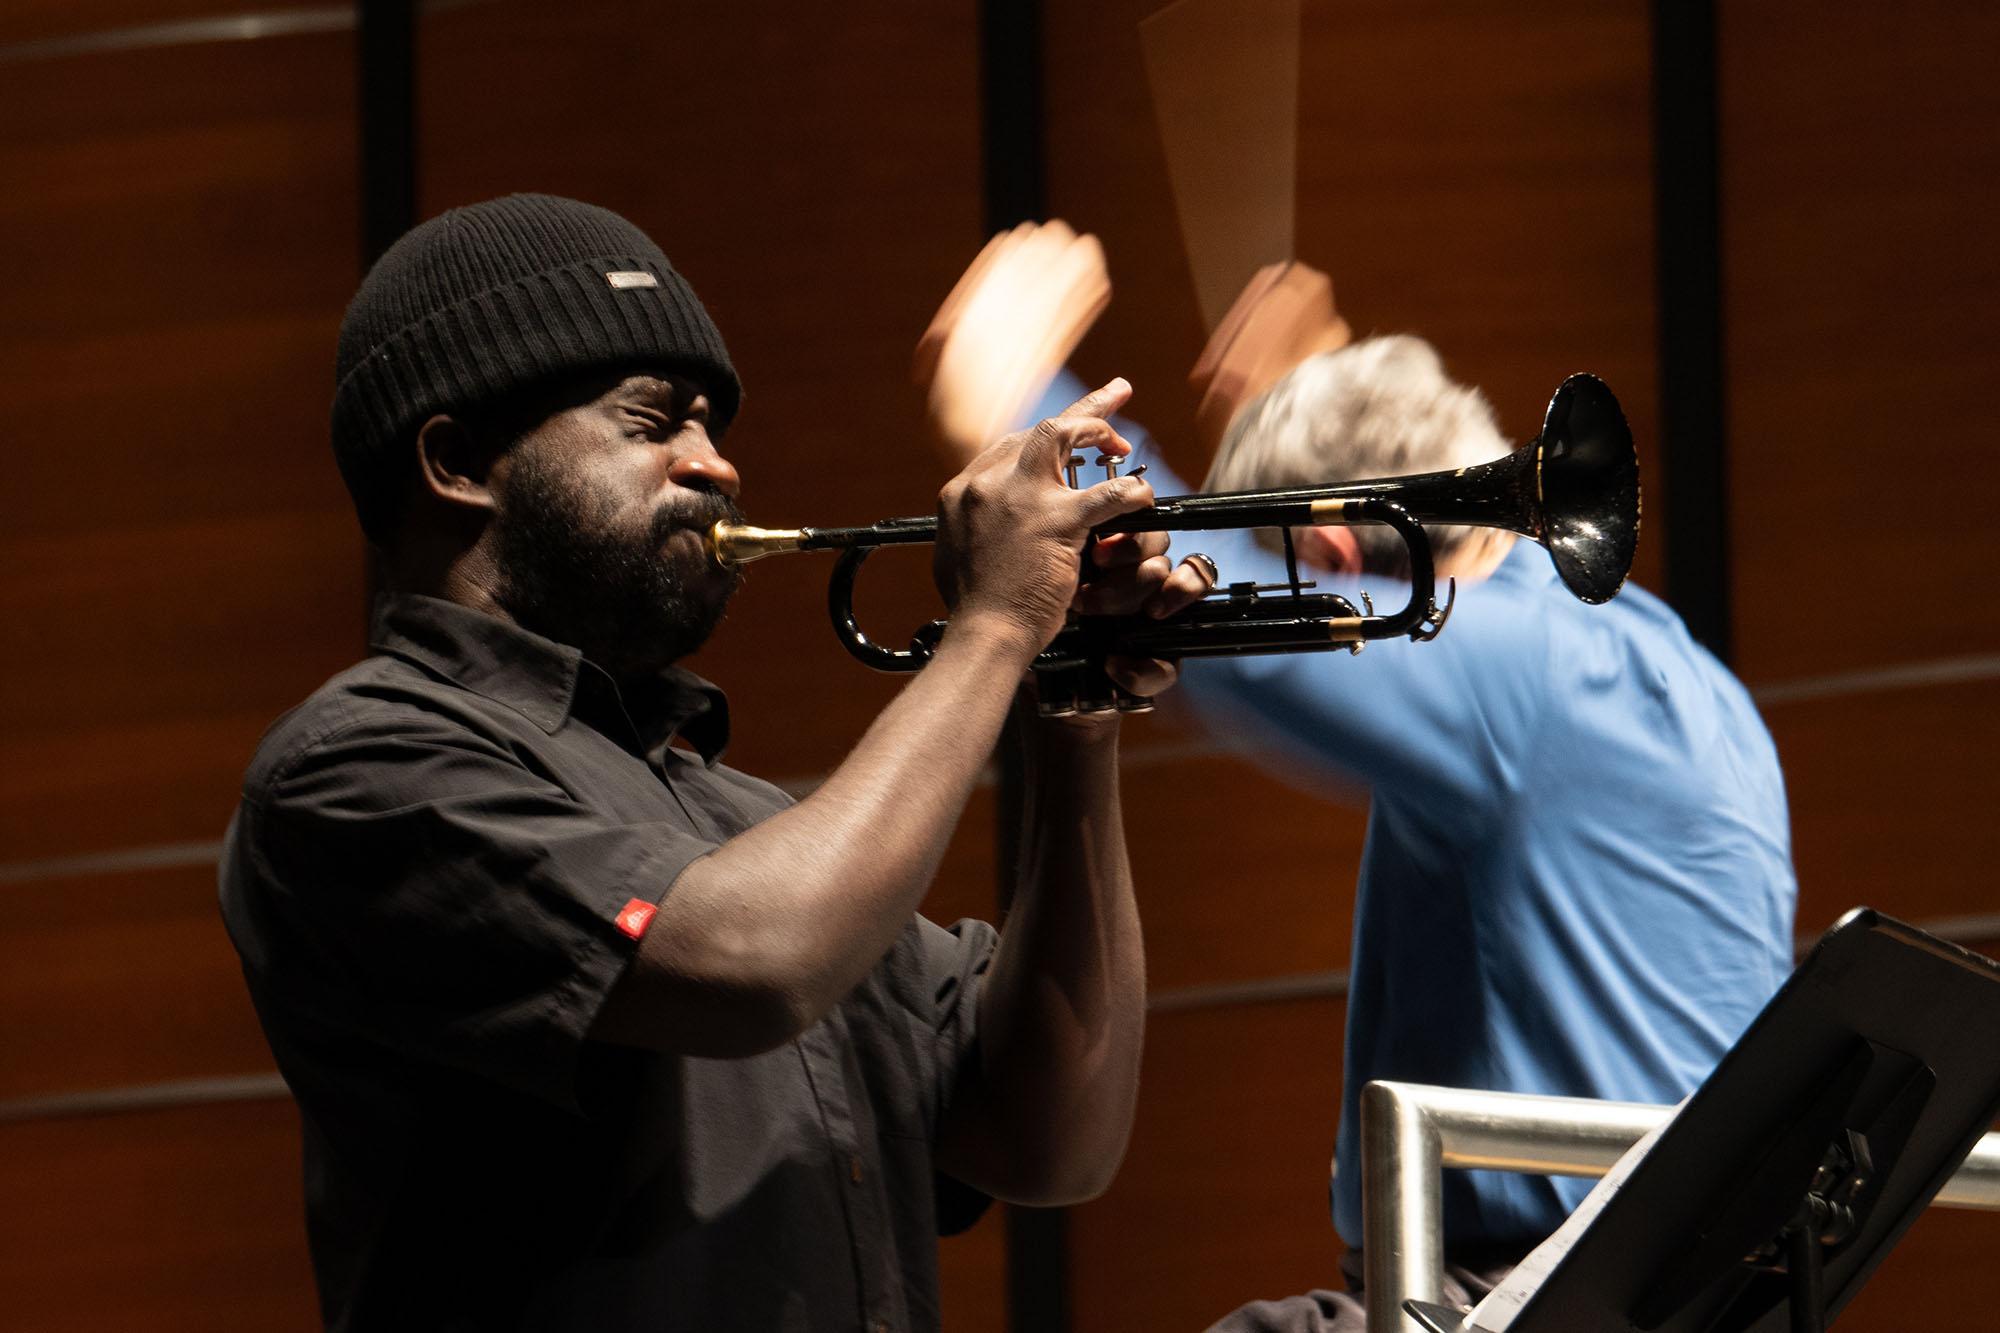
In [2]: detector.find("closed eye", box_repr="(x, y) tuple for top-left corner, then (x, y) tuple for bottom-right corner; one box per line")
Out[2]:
(623, 407), (681, 438)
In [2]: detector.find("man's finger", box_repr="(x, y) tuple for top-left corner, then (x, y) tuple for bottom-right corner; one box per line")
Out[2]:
(1088, 528), (1168, 572)
(1057, 376), (1133, 424)
(1088, 529), (1169, 569)
(1015, 411), (1125, 480)
(1072, 474), (1156, 528)
(1075, 554), (1172, 617)
(1148, 552), (1221, 619)
(1104, 654), (1178, 698)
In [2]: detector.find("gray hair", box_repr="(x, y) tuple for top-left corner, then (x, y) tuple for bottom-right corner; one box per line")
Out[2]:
(1203, 335), (1510, 578)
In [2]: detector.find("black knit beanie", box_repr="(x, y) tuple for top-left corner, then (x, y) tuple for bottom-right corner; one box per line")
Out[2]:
(330, 193), (741, 542)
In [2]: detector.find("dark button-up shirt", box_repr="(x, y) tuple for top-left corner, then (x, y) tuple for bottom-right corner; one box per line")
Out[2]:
(221, 594), (993, 1332)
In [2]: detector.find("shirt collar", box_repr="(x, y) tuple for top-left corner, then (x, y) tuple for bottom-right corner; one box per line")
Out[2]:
(368, 594), (733, 763)
(606, 664), (734, 766)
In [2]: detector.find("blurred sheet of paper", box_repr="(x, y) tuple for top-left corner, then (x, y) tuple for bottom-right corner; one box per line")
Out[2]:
(1140, 0), (1300, 331)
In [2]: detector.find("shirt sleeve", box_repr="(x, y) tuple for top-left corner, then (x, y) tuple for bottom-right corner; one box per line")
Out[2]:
(234, 711), (726, 1112)
(898, 915), (999, 1234)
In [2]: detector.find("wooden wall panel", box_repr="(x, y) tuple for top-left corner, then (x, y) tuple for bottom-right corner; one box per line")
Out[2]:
(1294, 0), (1662, 596)
(0, 1098), (316, 1333)
(1721, 2), (2000, 685)
(0, 19), (357, 1331)
(1121, 741), (1365, 993)
(0, 863), (267, 1100)
(924, 785), (1002, 930)
(936, 1209), (1007, 1333)
(1719, 10), (2000, 1321)
(0, 32), (362, 862)
(1045, 0), (1663, 590)
(1765, 679), (2000, 934)
(415, 0), (989, 783)
(1071, 997), (1349, 1329)
(1841, 1206), (2000, 1332)
(1041, 0), (1210, 467)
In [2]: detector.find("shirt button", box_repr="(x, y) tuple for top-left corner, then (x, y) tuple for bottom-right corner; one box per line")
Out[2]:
(849, 1153), (865, 1184)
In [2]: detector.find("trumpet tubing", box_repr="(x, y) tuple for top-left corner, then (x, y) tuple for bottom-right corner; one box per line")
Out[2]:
(708, 373), (1640, 710)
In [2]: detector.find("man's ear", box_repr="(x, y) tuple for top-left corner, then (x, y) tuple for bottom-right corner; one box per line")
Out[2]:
(1291, 523), (1362, 575)
(413, 413), (497, 515)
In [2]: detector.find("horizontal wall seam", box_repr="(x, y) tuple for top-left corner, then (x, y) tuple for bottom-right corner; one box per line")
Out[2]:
(0, 8), (354, 65)
(1747, 652), (2000, 707)
(9, 915), (1996, 1127)
(4, 650), (1996, 885)
(1148, 968), (1349, 1013)
(0, 0), (492, 66)
(0, 840), (226, 886)
(1143, 912), (2000, 1014)
(0, 1071), (287, 1124)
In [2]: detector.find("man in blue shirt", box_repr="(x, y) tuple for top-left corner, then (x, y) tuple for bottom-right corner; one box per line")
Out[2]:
(920, 226), (1797, 1328)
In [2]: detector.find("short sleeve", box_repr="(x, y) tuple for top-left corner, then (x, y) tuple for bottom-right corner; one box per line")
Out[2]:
(227, 715), (724, 1111)
(880, 920), (996, 1128)
(887, 915), (998, 1235)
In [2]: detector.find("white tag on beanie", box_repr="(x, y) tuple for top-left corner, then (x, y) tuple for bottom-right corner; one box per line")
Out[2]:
(605, 271), (658, 289)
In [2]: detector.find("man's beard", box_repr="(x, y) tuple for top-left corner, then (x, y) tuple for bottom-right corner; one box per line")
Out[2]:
(492, 451), (745, 675)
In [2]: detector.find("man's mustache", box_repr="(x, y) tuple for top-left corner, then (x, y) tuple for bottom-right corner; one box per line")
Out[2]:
(653, 490), (744, 545)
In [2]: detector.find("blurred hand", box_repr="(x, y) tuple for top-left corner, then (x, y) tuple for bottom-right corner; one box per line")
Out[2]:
(1188, 260), (1352, 466)
(915, 220), (1112, 466)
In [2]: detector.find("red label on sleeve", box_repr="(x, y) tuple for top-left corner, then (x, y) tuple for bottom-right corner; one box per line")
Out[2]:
(615, 898), (657, 940)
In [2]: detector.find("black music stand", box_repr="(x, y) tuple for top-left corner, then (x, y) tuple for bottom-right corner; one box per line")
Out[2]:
(1405, 908), (2000, 1333)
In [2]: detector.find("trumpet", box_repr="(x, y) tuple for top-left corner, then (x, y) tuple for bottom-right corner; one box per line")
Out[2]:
(709, 373), (1640, 715)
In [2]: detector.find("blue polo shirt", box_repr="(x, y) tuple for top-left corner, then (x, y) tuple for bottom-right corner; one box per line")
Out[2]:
(1034, 375), (1796, 1246)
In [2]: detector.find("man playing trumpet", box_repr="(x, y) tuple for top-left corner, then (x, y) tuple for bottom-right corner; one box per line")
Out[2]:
(220, 194), (1212, 1332)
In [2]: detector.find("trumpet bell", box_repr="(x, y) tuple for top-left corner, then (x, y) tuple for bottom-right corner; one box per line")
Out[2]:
(1539, 373), (1641, 605)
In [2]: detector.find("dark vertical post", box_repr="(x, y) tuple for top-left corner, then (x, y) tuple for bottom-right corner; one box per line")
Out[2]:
(357, 0), (418, 268)
(355, 0), (417, 610)
(981, 0), (1045, 233)
(1652, 0), (1731, 660)
(980, 6), (1065, 1330)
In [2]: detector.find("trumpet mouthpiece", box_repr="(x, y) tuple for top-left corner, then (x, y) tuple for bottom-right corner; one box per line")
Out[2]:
(709, 522), (811, 567)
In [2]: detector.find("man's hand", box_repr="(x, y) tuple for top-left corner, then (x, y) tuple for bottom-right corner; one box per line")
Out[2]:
(933, 378), (1155, 656)
(916, 220), (1112, 465)
(932, 378), (1220, 707)
(1188, 260), (1352, 467)
(1070, 528), (1219, 704)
